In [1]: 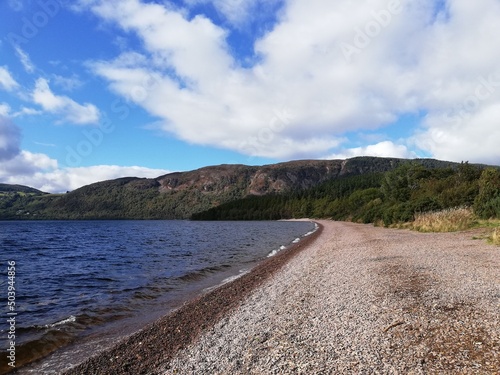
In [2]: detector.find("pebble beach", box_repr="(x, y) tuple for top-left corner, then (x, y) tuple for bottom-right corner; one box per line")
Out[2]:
(65, 221), (499, 374)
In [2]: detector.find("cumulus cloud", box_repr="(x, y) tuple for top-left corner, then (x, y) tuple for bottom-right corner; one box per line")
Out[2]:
(32, 78), (101, 125)
(0, 153), (171, 193)
(0, 116), (170, 192)
(40, 165), (171, 192)
(327, 141), (416, 160)
(207, 0), (258, 26)
(414, 102), (500, 165)
(80, 0), (500, 164)
(0, 66), (19, 92)
(0, 151), (58, 177)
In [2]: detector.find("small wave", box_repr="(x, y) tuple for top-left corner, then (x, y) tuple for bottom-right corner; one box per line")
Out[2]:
(45, 315), (77, 328)
(203, 269), (250, 293)
(177, 264), (231, 282)
(268, 222), (317, 257)
(131, 291), (155, 300)
(220, 269), (250, 285)
(1, 326), (77, 373)
(267, 245), (287, 257)
(304, 223), (319, 237)
(267, 249), (278, 257)
(20, 316), (77, 332)
(36, 298), (60, 307)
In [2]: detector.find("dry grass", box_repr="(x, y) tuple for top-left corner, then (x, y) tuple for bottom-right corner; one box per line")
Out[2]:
(489, 227), (500, 245)
(471, 218), (500, 246)
(411, 207), (476, 233)
(383, 208), (499, 246)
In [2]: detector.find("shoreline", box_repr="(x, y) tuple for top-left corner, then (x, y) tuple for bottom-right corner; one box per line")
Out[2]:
(61, 221), (324, 374)
(164, 221), (499, 374)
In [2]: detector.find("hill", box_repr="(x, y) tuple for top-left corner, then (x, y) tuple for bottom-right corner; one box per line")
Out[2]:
(0, 157), (476, 220)
(193, 160), (500, 225)
(0, 183), (46, 195)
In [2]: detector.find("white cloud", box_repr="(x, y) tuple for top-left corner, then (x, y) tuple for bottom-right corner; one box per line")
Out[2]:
(82, 0), (500, 165)
(0, 103), (11, 117)
(327, 141), (416, 160)
(88, 0), (232, 81)
(52, 74), (84, 91)
(0, 153), (171, 193)
(48, 165), (171, 192)
(32, 78), (101, 125)
(13, 106), (43, 117)
(0, 66), (19, 92)
(185, 0), (266, 27)
(14, 46), (35, 73)
(24, 165), (171, 193)
(413, 102), (500, 165)
(0, 117), (170, 192)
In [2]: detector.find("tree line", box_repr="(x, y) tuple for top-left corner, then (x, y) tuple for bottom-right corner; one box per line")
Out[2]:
(192, 162), (500, 224)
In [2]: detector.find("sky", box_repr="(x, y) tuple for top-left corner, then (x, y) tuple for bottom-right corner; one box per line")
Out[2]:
(1, 0), (500, 193)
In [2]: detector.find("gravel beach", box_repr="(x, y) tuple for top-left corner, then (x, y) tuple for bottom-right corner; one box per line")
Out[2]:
(66, 221), (499, 374)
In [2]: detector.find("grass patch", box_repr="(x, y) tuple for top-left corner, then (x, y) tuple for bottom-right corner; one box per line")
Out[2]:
(411, 207), (476, 232)
(409, 208), (500, 245)
(474, 218), (500, 228)
(472, 218), (500, 246)
(488, 227), (500, 246)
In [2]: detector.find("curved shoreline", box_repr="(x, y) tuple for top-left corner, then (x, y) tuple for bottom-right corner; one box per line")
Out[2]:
(62, 221), (323, 374)
(163, 221), (499, 374)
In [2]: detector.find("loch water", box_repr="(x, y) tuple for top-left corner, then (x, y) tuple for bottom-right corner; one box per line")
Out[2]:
(0, 220), (316, 373)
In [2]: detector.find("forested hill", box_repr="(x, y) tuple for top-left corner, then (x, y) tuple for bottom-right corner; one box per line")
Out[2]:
(192, 161), (500, 225)
(0, 157), (491, 220)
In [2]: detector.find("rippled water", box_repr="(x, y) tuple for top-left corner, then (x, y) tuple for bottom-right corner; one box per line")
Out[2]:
(0, 220), (315, 373)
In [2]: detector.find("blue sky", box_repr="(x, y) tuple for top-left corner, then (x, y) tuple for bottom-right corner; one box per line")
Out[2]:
(1, 0), (500, 192)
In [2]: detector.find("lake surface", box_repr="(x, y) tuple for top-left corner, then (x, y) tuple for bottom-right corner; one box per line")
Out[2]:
(0, 220), (316, 374)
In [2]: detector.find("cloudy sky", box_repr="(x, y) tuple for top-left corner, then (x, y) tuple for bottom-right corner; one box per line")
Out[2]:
(1, 0), (500, 192)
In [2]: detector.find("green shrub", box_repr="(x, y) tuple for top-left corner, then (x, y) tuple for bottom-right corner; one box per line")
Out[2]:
(474, 168), (500, 219)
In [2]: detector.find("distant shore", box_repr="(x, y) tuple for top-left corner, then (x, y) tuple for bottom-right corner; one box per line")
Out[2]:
(65, 221), (498, 374)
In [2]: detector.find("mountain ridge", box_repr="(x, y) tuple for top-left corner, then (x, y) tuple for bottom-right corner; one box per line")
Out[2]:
(0, 157), (482, 220)
(0, 183), (46, 195)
